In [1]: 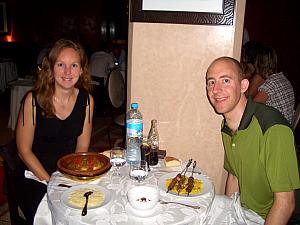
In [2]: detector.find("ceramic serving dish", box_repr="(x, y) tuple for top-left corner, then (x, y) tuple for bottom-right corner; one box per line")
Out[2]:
(127, 185), (159, 210)
(57, 152), (111, 180)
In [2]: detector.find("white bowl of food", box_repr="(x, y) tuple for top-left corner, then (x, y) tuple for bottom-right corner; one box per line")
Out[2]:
(127, 185), (159, 211)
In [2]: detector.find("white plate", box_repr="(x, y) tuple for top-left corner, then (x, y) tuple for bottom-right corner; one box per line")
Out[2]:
(61, 184), (111, 210)
(158, 172), (213, 197)
(125, 203), (162, 218)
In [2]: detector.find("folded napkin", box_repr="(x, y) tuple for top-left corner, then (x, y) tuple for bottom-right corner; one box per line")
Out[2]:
(206, 193), (265, 225)
(25, 170), (47, 185)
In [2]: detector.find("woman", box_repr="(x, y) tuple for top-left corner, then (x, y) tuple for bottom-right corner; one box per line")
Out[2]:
(254, 45), (295, 124)
(15, 38), (94, 224)
(241, 41), (265, 97)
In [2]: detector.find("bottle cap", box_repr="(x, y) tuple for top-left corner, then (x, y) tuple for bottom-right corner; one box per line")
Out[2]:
(131, 103), (138, 109)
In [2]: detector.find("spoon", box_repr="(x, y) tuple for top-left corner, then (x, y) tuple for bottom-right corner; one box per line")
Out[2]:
(58, 184), (72, 188)
(81, 191), (93, 216)
(159, 199), (200, 209)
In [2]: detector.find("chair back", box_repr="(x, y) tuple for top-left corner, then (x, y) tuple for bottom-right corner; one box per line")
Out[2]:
(105, 67), (126, 148)
(292, 102), (300, 131)
(107, 67), (125, 109)
(0, 140), (28, 225)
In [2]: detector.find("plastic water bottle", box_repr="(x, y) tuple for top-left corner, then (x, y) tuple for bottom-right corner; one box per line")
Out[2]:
(126, 103), (143, 163)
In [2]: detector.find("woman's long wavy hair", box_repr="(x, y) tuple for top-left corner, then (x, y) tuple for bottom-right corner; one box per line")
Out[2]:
(34, 38), (92, 116)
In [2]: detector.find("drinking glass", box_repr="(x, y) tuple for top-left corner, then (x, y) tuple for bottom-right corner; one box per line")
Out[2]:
(129, 160), (149, 183)
(110, 147), (126, 176)
(141, 137), (151, 171)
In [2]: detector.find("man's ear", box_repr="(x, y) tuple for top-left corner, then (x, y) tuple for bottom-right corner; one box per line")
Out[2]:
(241, 79), (249, 93)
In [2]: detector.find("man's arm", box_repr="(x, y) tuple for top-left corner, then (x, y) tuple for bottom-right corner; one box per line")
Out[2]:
(225, 172), (239, 197)
(265, 191), (295, 225)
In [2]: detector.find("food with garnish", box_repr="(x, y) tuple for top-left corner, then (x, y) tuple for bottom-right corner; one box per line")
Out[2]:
(127, 185), (159, 210)
(136, 197), (152, 202)
(166, 173), (182, 193)
(186, 160), (197, 196)
(185, 176), (195, 195)
(165, 176), (203, 195)
(66, 156), (104, 171)
(68, 188), (104, 208)
(57, 152), (111, 180)
(176, 174), (186, 194)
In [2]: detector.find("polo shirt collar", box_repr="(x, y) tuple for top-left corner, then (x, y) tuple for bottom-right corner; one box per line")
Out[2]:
(221, 97), (255, 135)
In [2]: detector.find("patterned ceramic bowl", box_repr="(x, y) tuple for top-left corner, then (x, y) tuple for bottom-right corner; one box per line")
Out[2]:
(57, 152), (111, 180)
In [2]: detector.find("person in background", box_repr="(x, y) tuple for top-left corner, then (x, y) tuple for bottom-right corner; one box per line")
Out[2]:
(15, 38), (94, 224)
(37, 47), (49, 67)
(253, 45), (295, 124)
(36, 36), (56, 68)
(241, 41), (265, 97)
(242, 27), (250, 45)
(206, 56), (300, 224)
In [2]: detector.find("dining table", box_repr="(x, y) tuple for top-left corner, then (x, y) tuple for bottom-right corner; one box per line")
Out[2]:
(7, 78), (35, 130)
(0, 59), (18, 92)
(34, 159), (215, 225)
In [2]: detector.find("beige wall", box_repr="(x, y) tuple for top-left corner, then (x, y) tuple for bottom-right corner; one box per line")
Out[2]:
(127, 0), (246, 194)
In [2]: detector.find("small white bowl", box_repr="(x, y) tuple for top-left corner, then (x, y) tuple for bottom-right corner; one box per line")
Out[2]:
(127, 185), (159, 211)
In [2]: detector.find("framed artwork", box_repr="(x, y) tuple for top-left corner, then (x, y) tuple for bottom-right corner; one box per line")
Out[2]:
(0, 2), (8, 33)
(130, 0), (235, 26)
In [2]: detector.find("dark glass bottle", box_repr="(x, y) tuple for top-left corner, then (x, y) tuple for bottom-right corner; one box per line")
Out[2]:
(148, 119), (159, 166)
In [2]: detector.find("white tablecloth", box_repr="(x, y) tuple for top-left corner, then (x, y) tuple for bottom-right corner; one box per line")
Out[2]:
(0, 61), (18, 92)
(8, 79), (34, 130)
(34, 162), (215, 225)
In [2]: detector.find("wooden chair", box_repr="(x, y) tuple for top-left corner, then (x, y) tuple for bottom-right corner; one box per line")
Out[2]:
(292, 102), (300, 131)
(0, 140), (28, 225)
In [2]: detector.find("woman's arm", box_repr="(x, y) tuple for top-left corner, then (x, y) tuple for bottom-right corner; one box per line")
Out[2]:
(75, 94), (94, 152)
(15, 92), (50, 181)
(225, 172), (239, 197)
(246, 74), (265, 97)
(254, 90), (268, 104)
(265, 191), (295, 225)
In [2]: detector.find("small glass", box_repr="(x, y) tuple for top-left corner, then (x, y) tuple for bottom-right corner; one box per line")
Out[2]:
(129, 160), (149, 183)
(110, 147), (126, 176)
(140, 137), (151, 171)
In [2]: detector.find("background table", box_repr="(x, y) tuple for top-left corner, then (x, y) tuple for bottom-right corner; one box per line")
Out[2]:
(0, 60), (18, 92)
(8, 79), (34, 130)
(35, 161), (215, 225)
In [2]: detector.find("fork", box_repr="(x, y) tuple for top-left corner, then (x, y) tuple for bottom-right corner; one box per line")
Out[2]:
(159, 200), (200, 209)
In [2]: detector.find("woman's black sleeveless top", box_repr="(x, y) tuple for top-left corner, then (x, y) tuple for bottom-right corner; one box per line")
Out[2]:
(30, 89), (89, 174)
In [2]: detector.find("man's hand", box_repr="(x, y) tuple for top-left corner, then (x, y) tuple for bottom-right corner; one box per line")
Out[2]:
(225, 173), (239, 197)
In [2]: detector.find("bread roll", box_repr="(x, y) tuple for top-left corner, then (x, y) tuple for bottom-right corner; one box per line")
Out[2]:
(164, 156), (181, 167)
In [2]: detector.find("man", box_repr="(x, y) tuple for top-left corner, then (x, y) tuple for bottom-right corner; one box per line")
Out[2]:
(206, 56), (300, 224)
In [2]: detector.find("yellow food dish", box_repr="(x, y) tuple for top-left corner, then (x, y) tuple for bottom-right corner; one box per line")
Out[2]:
(68, 188), (105, 208)
(165, 176), (204, 195)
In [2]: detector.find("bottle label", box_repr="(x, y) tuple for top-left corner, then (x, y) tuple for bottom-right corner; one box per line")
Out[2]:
(126, 119), (143, 137)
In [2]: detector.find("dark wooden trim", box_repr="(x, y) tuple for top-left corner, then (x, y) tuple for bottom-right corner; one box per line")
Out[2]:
(130, 0), (235, 26)
(0, 2), (8, 34)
